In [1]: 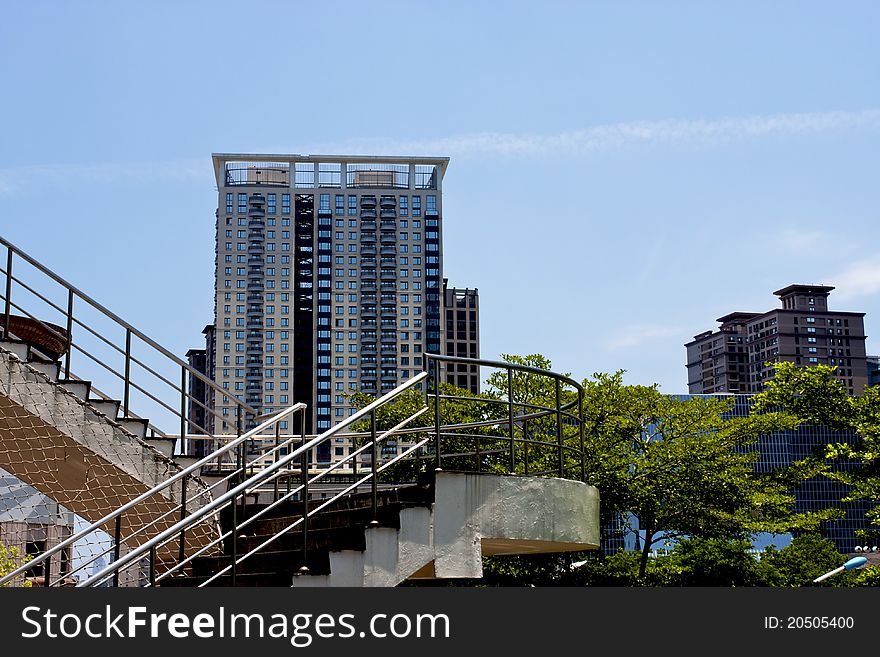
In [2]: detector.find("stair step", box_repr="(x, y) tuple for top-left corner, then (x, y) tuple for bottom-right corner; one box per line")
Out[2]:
(158, 571), (297, 587)
(173, 455), (201, 470)
(56, 379), (91, 402)
(233, 523), (369, 555)
(89, 398), (121, 418)
(0, 339), (31, 361)
(116, 418), (149, 439)
(27, 360), (60, 381)
(146, 436), (177, 458)
(191, 548), (331, 578)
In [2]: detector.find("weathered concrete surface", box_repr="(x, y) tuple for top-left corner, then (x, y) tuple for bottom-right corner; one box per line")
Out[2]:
(0, 347), (211, 555)
(294, 471), (599, 587)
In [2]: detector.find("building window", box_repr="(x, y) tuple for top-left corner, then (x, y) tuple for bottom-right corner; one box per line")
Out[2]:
(426, 195), (437, 213)
(348, 195), (357, 216)
(267, 193), (276, 213)
(226, 193), (233, 213)
(399, 196), (408, 216)
(320, 193), (331, 211)
(282, 193), (291, 214)
(412, 196), (421, 216)
(335, 194), (345, 215)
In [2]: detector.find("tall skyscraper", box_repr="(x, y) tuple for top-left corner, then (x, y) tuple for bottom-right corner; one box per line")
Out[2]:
(207, 154), (458, 460)
(686, 284), (868, 395)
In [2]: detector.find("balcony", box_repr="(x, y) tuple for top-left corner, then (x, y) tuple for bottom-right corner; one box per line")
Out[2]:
(380, 269), (396, 280)
(361, 306), (377, 317)
(379, 196), (396, 208)
(380, 345), (397, 354)
(380, 282), (396, 291)
(361, 269), (377, 280)
(379, 245), (397, 256)
(361, 220), (377, 231)
(360, 195), (377, 208)
(248, 231), (264, 242)
(360, 208), (377, 219)
(361, 319), (377, 329)
(380, 232), (396, 244)
(248, 217), (265, 228)
(380, 306), (396, 315)
(360, 232), (377, 244)
(360, 245), (377, 256)
(247, 243), (265, 254)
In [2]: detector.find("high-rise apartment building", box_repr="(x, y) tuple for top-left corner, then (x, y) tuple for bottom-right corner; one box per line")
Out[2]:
(443, 280), (480, 394)
(206, 154), (460, 460)
(686, 285), (868, 395)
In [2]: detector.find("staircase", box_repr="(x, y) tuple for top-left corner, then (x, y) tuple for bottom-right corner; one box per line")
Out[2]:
(0, 235), (601, 588)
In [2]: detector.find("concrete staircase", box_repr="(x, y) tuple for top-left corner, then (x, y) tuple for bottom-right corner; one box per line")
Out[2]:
(160, 471), (600, 587)
(0, 339), (206, 537)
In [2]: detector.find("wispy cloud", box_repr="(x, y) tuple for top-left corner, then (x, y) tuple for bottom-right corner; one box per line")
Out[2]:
(331, 109), (880, 157)
(826, 259), (880, 301)
(0, 159), (207, 197)
(776, 228), (829, 252)
(607, 326), (685, 350)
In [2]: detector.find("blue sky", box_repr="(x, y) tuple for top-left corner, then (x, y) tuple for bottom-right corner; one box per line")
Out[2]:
(1, 1), (879, 392)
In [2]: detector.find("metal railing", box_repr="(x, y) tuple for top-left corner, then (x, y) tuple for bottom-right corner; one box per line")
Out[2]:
(77, 373), (430, 587)
(422, 353), (586, 479)
(0, 403), (307, 588)
(0, 236), (256, 448)
(1, 346), (586, 586)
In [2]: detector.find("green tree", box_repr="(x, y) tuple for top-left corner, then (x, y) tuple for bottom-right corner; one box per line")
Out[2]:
(579, 371), (836, 580)
(0, 542), (32, 587)
(753, 362), (880, 537)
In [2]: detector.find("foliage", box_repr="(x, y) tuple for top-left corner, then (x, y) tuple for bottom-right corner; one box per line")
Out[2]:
(753, 362), (880, 534)
(0, 542), (32, 587)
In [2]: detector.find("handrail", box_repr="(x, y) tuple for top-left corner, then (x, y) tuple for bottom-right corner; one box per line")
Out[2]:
(0, 400), (307, 587)
(0, 236), (256, 421)
(78, 372), (429, 587)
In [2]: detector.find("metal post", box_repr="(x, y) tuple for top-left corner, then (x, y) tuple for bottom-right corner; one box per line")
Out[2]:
(369, 410), (378, 526)
(523, 405), (529, 476)
(149, 546), (156, 587)
(179, 366), (187, 457)
(273, 420), (281, 503)
(556, 378), (563, 477)
(434, 360), (442, 471)
(230, 495), (237, 586)
(578, 388), (585, 482)
(43, 552), (51, 587)
(507, 368), (515, 474)
(300, 411), (310, 574)
(2, 249), (11, 339)
(113, 515), (122, 588)
(178, 473), (188, 567)
(123, 329), (131, 416)
(64, 290), (73, 379)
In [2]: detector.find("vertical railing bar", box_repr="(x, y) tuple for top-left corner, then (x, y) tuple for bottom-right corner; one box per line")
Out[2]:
(230, 493), (237, 587)
(369, 410), (379, 526)
(123, 329), (132, 416)
(149, 545), (156, 587)
(300, 409), (310, 574)
(556, 378), (563, 477)
(64, 290), (73, 379)
(113, 515), (122, 588)
(179, 365), (187, 457)
(178, 473), (188, 568)
(434, 359), (442, 471)
(507, 368), (515, 474)
(578, 388), (585, 482)
(523, 404), (529, 476)
(273, 421), (281, 503)
(2, 248), (11, 339)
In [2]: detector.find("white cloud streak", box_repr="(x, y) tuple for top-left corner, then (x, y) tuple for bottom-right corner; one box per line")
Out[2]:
(336, 109), (880, 157)
(606, 326), (685, 350)
(0, 159), (207, 197)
